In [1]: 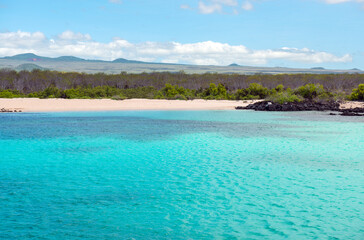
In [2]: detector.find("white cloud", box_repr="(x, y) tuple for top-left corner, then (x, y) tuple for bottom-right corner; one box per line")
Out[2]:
(109, 0), (122, 4)
(197, 0), (248, 14)
(212, 0), (239, 6)
(198, 2), (222, 14)
(187, 0), (364, 14)
(242, 1), (253, 10)
(0, 30), (352, 66)
(180, 4), (191, 9)
(0, 31), (47, 48)
(323, 0), (364, 4)
(56, 31), (92, 42)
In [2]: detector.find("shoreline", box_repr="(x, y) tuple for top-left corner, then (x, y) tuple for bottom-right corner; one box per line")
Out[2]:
(237, 100), (364, 116)
(0, 98), (260, 112)
(1, 98), (363, 113)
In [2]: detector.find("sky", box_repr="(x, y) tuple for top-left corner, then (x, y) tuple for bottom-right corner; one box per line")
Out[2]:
(0, 0), (363, 69)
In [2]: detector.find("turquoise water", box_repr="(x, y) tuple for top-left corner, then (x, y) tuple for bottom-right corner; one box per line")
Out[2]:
(0, 110), (363, 239)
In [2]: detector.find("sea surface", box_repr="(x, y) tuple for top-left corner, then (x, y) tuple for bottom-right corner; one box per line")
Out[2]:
(0, 110), (363, 239)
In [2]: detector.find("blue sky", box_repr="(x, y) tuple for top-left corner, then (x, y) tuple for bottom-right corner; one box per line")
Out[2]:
(0, 0), (363, 69)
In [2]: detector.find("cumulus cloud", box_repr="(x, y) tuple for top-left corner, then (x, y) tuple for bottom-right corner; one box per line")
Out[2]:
(184, 0), (364, 14)
(242, 1), (253, 10)
(196, 0), (252, 14)
(198, 1), (223, 14)
(213, 0), (239, 6)
(109, 0), (122, 4)
(0, 31), (47, 49)
(0, 30), (352, 66)
(323, 0), (364, 4)
(56, 31), (92, 42)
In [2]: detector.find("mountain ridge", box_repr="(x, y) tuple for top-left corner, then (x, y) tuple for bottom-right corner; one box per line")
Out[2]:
(2, 53), (151, 64)
(1, 53), (363, 75)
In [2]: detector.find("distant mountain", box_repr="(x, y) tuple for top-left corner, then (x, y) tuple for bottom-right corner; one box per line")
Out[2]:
(1, 53), (363, 75)
(54, 56), (86, 62)
(16, 63), (48, 71)
(112, 58), (147, 64)
(4, 53), (52, 62)
(3, 53), (91, 62)
(2, 53), (148, 64)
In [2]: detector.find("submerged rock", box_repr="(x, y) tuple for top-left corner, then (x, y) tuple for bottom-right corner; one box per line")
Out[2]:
(340, 108), (364, 116)
(236, 100), (364, 117)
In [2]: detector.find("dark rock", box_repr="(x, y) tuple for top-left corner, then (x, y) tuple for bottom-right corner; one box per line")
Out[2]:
(1, 108), (15, 113)
(236, 100), (340, 112)
(236, 100), (364, 117)
(339, 108), (364, 116)
(340, 112), (363, 116)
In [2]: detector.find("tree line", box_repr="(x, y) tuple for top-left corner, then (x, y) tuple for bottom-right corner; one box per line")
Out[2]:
(0, 69), (363, 102)
(0, 69), (363, 93)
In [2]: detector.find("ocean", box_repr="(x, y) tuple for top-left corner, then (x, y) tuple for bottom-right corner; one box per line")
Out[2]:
(0, 110), (363, 239)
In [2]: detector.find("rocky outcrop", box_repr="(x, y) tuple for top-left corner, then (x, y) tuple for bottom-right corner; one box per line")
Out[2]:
(1, 108), (22, 113)
(340, 108), (364, 116)
(236, 100), (364, 116)
(236, 100), (340, 112)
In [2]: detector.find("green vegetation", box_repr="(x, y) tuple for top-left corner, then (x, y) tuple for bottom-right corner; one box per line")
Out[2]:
(200, 83), (229, 100)
(0, 89), (23, 98)
(294, 83), (326, 100)
(0, 69), (363, 102)
(157, 84), (195, 100)
(235, 83), (269, 100)
(349, 84), (364, 101)
(1, 83), (364, 104)
(266, 91), (302, 104)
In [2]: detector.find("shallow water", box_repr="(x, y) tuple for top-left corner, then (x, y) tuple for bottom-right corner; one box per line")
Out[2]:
(0, 111), (363, 239)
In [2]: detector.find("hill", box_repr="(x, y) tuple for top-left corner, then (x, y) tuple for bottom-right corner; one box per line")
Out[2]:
(15, 63), (48, 71)
(4, 53), (52, 62)
(1, 53), (363, 75)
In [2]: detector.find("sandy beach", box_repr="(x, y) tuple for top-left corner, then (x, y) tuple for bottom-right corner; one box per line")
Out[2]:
(339, 101), (364, 109)
(1, 98), (363, 112)
(0, 98), (260, 112)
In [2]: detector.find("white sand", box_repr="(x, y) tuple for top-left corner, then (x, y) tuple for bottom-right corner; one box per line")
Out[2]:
(2, 98), (362, 113)
(339, 101), (364, 109)
(0, 98), (259, 112)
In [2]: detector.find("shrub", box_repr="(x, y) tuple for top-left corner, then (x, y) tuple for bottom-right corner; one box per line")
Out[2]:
(161, 84), (179, 99)
(266, 91), (302, 104)
(235, 83), (268, 100)
(202, 83), (228, 99)
(349, 84), (364, 101)
(0, 89), (23, 98)
(174, 94), (187, 100)
(275, 84), (285, 92)
(294, 84), (326, 100)
(63, 88), (83, 99)
(0, 90), (16, 98)
(39, 87), (62, 98)
(111, 94), (127, 100)
(154, 91), (164, 99)
(27, 92), (39, 98)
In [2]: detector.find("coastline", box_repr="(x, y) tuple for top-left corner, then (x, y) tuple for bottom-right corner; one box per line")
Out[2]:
(0, 98), (260, 112)
(1, 98), (363, 113)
